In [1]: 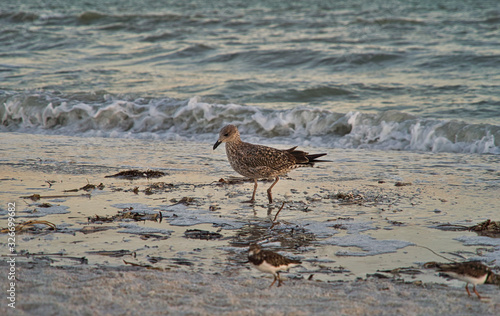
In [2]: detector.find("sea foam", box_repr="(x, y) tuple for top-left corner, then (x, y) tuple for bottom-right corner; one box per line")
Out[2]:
(1, 93), (498, 154)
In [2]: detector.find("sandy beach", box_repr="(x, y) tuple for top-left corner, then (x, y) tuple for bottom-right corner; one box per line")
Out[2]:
(1, 132), (499, 315)
(2, 263), (500, 316)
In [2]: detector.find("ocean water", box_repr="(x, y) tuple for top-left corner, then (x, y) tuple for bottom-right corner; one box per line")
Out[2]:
(1, 0), (499, 153)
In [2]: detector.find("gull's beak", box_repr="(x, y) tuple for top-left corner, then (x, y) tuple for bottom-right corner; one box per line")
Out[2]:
(213, 140), (222, 150)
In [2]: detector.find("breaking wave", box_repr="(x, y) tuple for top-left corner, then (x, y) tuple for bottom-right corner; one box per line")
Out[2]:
(1, 91), (498, 154)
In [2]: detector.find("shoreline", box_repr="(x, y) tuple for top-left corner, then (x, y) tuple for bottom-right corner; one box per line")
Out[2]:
(1, 132), (499, 315)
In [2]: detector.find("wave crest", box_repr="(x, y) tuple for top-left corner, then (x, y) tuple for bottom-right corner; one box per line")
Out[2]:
(1, 92), (498, 154)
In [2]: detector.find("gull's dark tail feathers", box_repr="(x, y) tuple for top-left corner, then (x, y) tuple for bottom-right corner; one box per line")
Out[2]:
(286, 146), (330, 166)
(304, 153), (330, 166)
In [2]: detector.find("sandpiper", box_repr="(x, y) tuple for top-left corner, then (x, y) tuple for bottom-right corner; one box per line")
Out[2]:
(248, 243), (301, 287)
(425, 261), (492, 299)
(213, 125), (328, 203)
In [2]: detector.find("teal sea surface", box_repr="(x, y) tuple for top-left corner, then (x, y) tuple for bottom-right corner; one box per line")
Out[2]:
(1, 0), (499, 153)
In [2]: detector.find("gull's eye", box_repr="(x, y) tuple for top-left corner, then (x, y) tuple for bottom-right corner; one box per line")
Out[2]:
(224, 133), (229, 137)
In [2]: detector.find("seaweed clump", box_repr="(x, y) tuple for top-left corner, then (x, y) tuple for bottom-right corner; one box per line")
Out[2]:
(105, 169), (166, 180)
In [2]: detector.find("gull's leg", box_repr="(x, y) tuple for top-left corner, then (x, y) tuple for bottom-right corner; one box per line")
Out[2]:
(267, 177), (279, 204)
(244, 179), (258, 203)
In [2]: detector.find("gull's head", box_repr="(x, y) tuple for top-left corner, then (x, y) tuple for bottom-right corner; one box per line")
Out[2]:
(213, 124), (240, 150)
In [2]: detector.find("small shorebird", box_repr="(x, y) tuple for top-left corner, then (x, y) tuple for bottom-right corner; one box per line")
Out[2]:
(425, 261), (493, 299)
(248, 244), (301, 287)
(213, 125), (328, 203)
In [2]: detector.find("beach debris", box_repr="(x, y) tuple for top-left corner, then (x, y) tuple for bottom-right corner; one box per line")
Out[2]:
(119, 182), (175, 195)
(44, 180), (56, 188)
(232, 220), (315, 250)
(20, 193), (90, 201)
(144, 182), (175, 195)
(83, 183), (104, 191)
(306, 194), (322, 202)
(146, 256), (165, 264)
(313, 266), (350, 275)
(64, 182), (105, 192)
(87, 250), (136, 258)
(326, 217), (355, 228)
(87, 214), (115, 223)
(218, 177), (244, 184)
(469, 219), (500, 238)
(395, 182), (412, 187)
(209, 204), (220, 212)
(376, 267), (423, 277)
(133, 257), (193, 268)
(330, 191), (365, 205)
(19, 251), (88, 264)
(366, 272), (390, 279)
(434, 219), (500, 237)
(79, 226), (116, 234)
(1, 220), (56, 234)
(171, 258), (194, 266)
(105, 169), (166, 179)
(123, 259), (166, 271)
(169, 196), (198, 206)
(326, 189), (403, 208)
(326, 217), (356, 230)
(117, 222), (172, 240)
(139, 234), (169, 240)
(386, 219), (406, 226)
(281, 201), (312, 213)
(433, 223), (469, 231)
(184, 229), (223, 240)
(88, 208), (162, 223)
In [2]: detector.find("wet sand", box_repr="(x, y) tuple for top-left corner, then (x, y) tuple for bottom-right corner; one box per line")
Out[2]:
(0, 132), (499, 315)
(2, 263), (499, 316)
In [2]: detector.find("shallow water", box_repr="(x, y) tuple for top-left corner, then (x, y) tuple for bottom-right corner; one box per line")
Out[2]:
(1, 0), (499, 153)
(1, 133), (498, 285)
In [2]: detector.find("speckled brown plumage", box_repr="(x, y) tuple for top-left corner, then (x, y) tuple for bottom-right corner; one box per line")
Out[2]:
(213, 125), (328, 203)
(425, 261), (492, 299)
(248, 244), (301, 287)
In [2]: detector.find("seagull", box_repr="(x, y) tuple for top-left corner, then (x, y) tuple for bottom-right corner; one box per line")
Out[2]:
(213, 125), (328, 203)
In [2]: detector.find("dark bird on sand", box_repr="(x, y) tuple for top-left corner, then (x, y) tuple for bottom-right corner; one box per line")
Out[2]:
(248, 244), (301, 287)
(424, 261), (493, 299)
